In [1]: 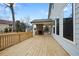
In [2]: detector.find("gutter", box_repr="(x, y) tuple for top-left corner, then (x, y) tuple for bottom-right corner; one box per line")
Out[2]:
(48, 3), (52, 19)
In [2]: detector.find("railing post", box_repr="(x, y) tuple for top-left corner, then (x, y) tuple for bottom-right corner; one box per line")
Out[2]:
(0, 36), (1, 50)
(19, 33), (21, 42)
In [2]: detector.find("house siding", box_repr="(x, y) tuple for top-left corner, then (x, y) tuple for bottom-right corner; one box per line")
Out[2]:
(75, 3), (79, 48)
(50, 3), (79, 55)
(0, 24), (9, 32)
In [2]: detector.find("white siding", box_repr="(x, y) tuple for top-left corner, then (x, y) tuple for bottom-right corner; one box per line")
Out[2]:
(50, 3), (66, 36)
(50, 3), (79, 55)
(0, 24), (9, 32)
(75, 3), (79, 48)
(53, 34), (79, 56)
(50, 3), (66, 19)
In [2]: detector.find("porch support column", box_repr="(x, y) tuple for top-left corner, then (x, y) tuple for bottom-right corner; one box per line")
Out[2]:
(32, 24), (35, 36)
(50, 25), (52, 35)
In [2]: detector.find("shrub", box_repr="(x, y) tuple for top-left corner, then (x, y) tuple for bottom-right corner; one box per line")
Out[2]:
(4, 28), (8, 33)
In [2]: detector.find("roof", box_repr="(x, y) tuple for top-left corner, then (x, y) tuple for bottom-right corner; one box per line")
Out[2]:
(0, 19), (13, 25)
(48, 3), (53, 19)
(31, 19), (53, 23)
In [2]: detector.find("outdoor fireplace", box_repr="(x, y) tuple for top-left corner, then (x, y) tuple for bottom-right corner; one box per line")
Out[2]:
(38, 30), (43, 35)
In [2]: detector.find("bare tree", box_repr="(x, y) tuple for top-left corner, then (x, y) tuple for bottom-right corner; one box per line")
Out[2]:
(23, 16), (30, 32)
(4, 3), (16, 32)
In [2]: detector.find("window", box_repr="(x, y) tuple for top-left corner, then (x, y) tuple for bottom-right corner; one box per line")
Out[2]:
(9, 24), (12, 26)
(53, 20), (55, 33)
(53, 26), (55, 33)
(56, 18), (59, 35)
(63, 3), (73, 41)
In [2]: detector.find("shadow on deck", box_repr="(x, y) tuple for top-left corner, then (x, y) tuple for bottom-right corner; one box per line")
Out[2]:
(0, 35), (69, 56)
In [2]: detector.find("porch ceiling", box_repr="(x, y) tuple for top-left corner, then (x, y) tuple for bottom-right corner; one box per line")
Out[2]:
(31, 19), (54, 25)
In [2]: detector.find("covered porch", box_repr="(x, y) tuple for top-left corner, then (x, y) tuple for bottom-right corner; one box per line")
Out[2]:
(31, 19), (54, 36)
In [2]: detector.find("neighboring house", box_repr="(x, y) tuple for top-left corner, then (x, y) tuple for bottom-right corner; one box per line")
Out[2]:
(48, 3), (79, 55)
(26, 25), (33, 32)
(0, 19), (13, 32)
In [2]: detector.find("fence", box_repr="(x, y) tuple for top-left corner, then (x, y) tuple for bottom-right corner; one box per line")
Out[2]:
(0, 32), (33, 50)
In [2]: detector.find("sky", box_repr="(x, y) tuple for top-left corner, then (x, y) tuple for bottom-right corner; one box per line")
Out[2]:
(0, 3), (49, 24)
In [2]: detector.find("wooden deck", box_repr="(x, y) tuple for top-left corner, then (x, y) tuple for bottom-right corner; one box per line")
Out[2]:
(0, 35), (69, 56)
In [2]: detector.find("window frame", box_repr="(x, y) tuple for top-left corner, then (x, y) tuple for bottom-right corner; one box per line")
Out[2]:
(63, 3), (75, 44)
(53, 20), (55, 33)
(56, 18), (59, 35)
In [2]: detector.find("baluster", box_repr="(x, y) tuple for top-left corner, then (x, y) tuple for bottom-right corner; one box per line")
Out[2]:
(6, 35), (8, 47)
(1, 36), (4, 49)
(10, 34), (12, 45)
(4, 35), (7, 47)
(14, 34), (16, 44)
(7, 35), (9, 47)
(10, 35), (12, 45)
(3, 35), (5, 49)
(0, 36), (1, 50)
(11, 34), (13, 45)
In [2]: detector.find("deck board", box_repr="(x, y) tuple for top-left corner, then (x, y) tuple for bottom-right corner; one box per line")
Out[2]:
(0, 35), (69, 56)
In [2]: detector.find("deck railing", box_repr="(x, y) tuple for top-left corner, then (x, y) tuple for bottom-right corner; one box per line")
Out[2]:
(0, 32), (33, 50)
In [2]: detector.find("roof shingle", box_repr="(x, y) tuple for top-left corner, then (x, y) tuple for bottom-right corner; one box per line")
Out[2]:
(0, 19), (13, 25)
